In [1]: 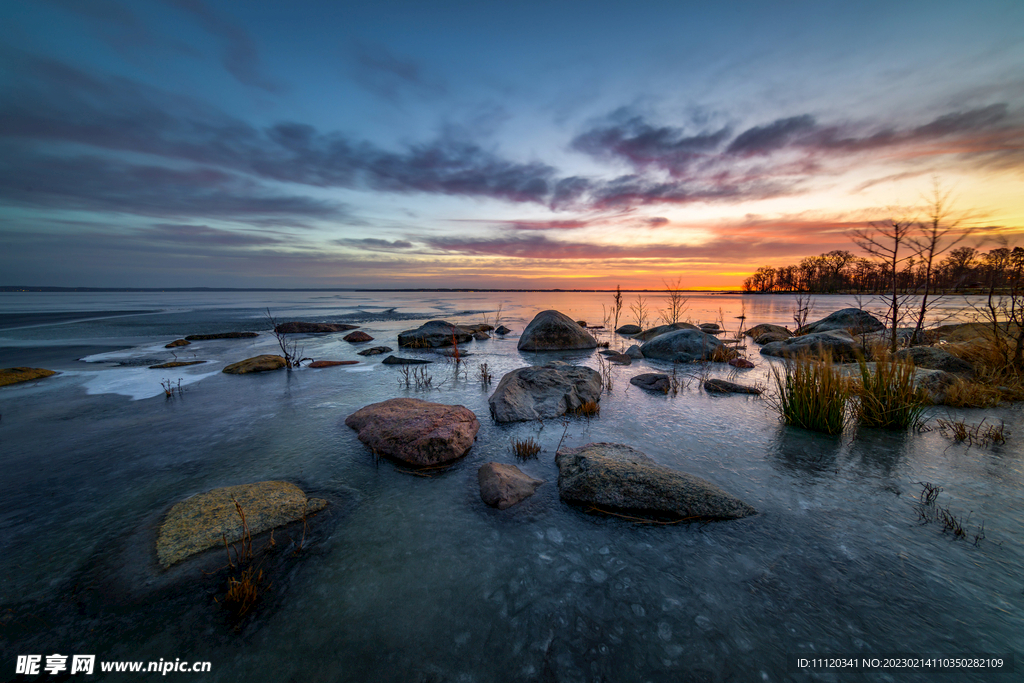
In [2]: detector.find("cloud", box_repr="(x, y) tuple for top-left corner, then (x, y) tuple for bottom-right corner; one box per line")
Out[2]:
(335, 237), (415, 251)
(147, 223), (284, 246)
(726, 115), (817, 155)
(350, 43), (445, 102)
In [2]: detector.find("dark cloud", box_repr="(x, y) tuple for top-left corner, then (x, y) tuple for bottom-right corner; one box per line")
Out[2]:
(351, 44), (445, 102)
(645, 217), (669, 226)
(726, 115), (817, 155)
(335, 237), (415, 251)
(147, 223), (284, 246)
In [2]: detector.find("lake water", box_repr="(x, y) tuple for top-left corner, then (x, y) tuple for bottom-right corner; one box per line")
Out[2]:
(0, 291), (1020, 682)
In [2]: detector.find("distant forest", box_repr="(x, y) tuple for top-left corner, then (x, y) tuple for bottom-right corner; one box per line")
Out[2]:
(742, 246), (1024, 294)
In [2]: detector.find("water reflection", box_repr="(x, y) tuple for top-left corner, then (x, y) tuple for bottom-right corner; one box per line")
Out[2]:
(766, 425), (844, 478)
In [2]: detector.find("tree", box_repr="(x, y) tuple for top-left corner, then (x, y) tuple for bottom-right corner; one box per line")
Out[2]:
(852, 218), (921, 352)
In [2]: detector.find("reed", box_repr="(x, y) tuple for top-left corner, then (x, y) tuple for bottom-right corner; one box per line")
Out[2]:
(510, 437), (541, 460)
(767, 353), (850, 435)
(573, 400), (600, 418)
(855, 356), (926, 429)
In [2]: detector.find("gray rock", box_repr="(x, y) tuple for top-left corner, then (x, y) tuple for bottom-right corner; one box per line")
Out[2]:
(625, 345), (644, 359)
(605, 353), (631, 365)
(357, 346), (393, 356)
(381, 355), (433, 365)
(744, 323), (791, 339)
(488, 362), (602, 423)
(639, 328), (727, 363)
(398, 320), (473, 348)
(629, 373), (670, 393)
(755, 331), (790, 344)
(345, 398), (480, 466)
(760, 329), (862, 361)
(615, 324), (642, 335)
(894, 347), (975, 377)
(633, 322), (700, 342)
(473, 331), (490, 340)
(495, 325), (512, 335)
(796, 308), (884, 336)
(518, 310), (598, 351)
(703, 378), (762, 395)
(555, 443), (756, 520)
(478, 463), (544, 509)
(699, 323), (721, 333)
(914, 369), (962, 405)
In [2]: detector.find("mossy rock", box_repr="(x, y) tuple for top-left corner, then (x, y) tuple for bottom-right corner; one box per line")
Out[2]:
(0, 367), (57, 387)
(156, 481), (327, 568)
(222, 355), (287, 374)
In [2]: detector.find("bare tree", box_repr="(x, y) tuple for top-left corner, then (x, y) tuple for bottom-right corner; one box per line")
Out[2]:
(660, 277), (688, 324)
(630, 295), (649, 331)
(266, 308), (311, 368)
(612, 285), (624, 331)
(852, 217), (921, 352)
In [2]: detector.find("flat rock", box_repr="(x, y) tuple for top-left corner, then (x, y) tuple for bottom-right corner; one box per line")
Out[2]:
(274, 322), (358, 334)
(156, 481), (327, 568)
(308, 360), (359, 368)
(615, 324), (642, 335)
(755, 332), (790, 344)
(488, 362), (602, 423)
(760, 330), (862, 361)
(478, 463), (544, 509)
(357, 346), (393, 356)
(625, 345), (644, 359)
(185, 332), (259, 341)
(222, 354), (287, 374)
(639, 328), (727, 362)
(473, 331), (490, 340)
(729, 357), (755, 369)
(381, 355), (433, 365)
(518, 310), (598, 351)
(796, 308), (884, 336)
(149, 361), (206, 369)
(165, 339), (191, 348)
(894, 347), (975, 377)
(344, 331), (374, 342)
(745, 323), (791, 339)
(629, 373), (671, 393)
(0, 367), (57, 387)
(703, 378), (762, 395)
(606, 353), (632, 365)
(398, 320), (473, 348)
(633, 322), (700, 342)
(555, 443), (756, 520)
(699, 323), (721, 333)
(345, 398), (480, 466)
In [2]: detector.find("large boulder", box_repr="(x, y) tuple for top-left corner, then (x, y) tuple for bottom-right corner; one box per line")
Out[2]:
(629, 373), (671, 393)
(760, 330), (862, 361)
(632, 322), (700, 342)
(744, 323), (791, 339)
(488, 363), (602, 423)
(796, 308), (884, 336)
(555, 443), (756, 520)
(274, 322), (358, 334)
(639, 328), (727, 363)
(894, 347), (975, 377)
(518, 310), (598, 351)
(156, 481), (327, 568)
(478, 463), (544, 509)
(345, 398), (480, 466)
(222, 355), (287, 374)
(398, 320), (473, 348)
(0, 367), (57, 387)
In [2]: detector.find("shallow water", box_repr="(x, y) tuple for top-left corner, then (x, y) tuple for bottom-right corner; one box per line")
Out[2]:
(0, 291), (1021, 682)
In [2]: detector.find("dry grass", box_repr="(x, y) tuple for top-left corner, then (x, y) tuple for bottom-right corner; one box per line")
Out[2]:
(217, 499), (271, 618)
(854, 356), (926, 429)
(914, 482), (985, 545)
(942, 378), (1003, 408)
(936, 417), (1008, 446)
(510, 437), (541, 460)
(942, 335), (1024, 403)
(477, 362), (493, 387)
(767, 353), (850, 435)
(573, 400), (600, 418)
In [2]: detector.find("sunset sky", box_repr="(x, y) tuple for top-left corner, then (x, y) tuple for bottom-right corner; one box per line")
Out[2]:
(1, 0), (1022, 289)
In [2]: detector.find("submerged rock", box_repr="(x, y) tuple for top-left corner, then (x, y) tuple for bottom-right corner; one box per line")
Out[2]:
(156, 481), (327, 568)
(345, 398), (480, 466)
(495, 325), (512, 335)
(759, 330), (862, 361)
(274, 322), (358, 334)
(0, 367), (57, 387)
(555, 443), (756, 520)
(185, 331), (259, 341)
(639, 328), (727, 362)
(518, 310), (598, 351)
(699, 323), (721, 333)
(629, 373), (671, 393)
(308, 360), (359, 368)
(744, 323), (791, 339)
(398, 320), (473, 348)
(728, 357), (755, 369)
(148, 361), (206, 369)
(357, 346), (393, 356)
(615, 324), (642, 335)
(703, 378), (762, 395)
(478, 463), (544, 509)
(165, 339), (191, 348)
(222, 355), (287, 374)
(796, 308), (884, 336)
(632, 322), (700, 342)
(343, 331), (374, 342)
(488, 362), (602, 423)
(381, 355), (433, 365)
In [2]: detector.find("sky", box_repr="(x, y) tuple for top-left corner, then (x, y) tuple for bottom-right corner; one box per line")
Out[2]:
(0, 0), (1022, 289)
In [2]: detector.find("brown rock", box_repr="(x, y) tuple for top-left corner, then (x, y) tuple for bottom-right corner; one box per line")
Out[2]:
(308, 360), (359, 368)
(165, 339), (191, 348)
(728, 358), (755, 369)
(703, 378), (762, 395)
(0, 367), (57, 387)
(478, 462), (544, 509)
(222, 355), (287, 374)
(745, 323), (791, 339)
(344, 331), (374, 343)
(345, 398), (480, 466)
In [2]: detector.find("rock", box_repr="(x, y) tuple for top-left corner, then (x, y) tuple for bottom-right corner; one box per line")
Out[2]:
(576, 320), (587, 327)
(345, 398), (480, 466)
(699, 323), (721, 333)
(343, 331), (374, 343)
(477, 324), (494, 332)
(796, 308), (884, 336)
(599, 349), (618, 356)
(184, 332), (259, 341)
(629, 373), (671, 393)
(495, 325), (512, 335)
(728, 357), (755, 369)
(165, 339), (191, 348)
(381, 355), (433, 365)
(615, 324), (642, 335)
(703, 378), (762, 395)
(474, 331), (490, 340)
(555, 443), (757, 520)
(625, 345), (644, 359)
(357, 346), (393, 356)
(148, 361), (206, 369)
(755, 332), (790, 344)
(924, 322), (1004, 344)
(606, 353), (631, 365)
(518, 310), (598, 351)
(633, 322), (700, 342)
(222, 355), (287, 374)
(308, 360), (359, 368)
(478, 463), (544, 509)
(156, 481), (327, 567)
(488, 363), (602, 423)
(759, 330), (862, 361)
(639, 328), (728, 363)
(398, 320), (473, 348)
(744, 323), (791, 339)
(0, 367), (57, 387)
(915, 370), (962, 405)
(274, 322), (358, 334)
(894, 347), (975, 377)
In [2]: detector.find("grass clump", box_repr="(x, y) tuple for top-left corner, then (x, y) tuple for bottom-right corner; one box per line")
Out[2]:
(855, 356), (926, 429)
(767, 353), (850, 435)
(936, 417), (1007, 446)
(510, 437), (541, 460)
(573, 400), (600, 418)
(942, 378), (1003, 408)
